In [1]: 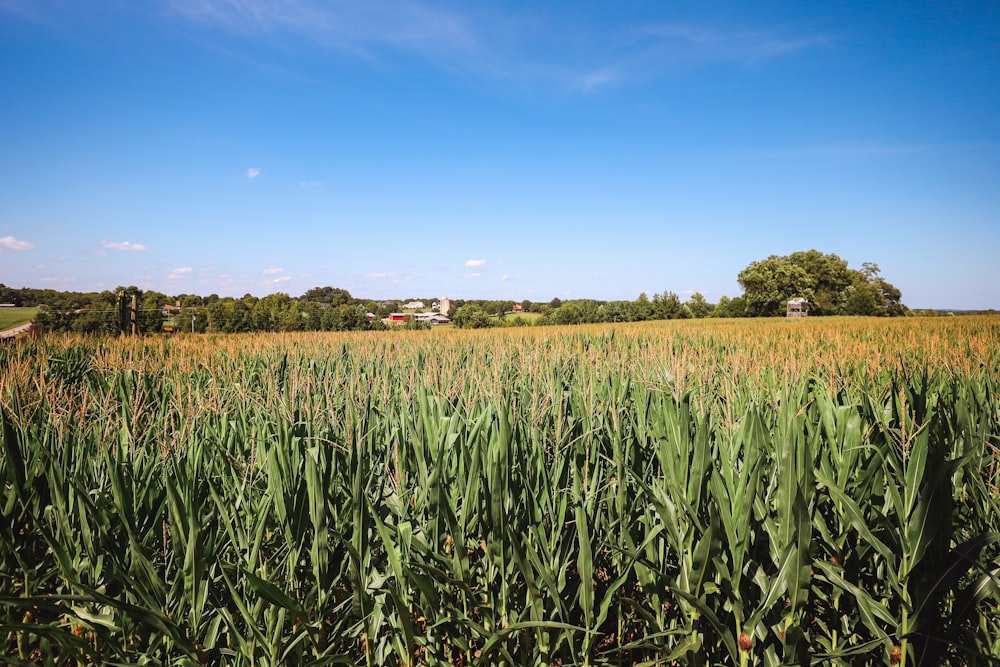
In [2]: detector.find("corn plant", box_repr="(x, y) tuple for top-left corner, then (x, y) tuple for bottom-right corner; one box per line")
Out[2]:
(1, 317), (999, 665)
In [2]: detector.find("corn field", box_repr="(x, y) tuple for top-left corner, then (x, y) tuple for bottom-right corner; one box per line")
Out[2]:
(2, 316), (1000, 666)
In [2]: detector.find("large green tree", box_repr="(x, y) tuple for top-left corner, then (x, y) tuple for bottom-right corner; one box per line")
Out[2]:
(737, 258), (812, 317)
(300, 286), (353, 307)
(738, 250), (906, 317)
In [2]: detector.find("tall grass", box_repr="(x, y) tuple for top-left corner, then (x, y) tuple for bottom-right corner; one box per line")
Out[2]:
(2, 317), (999, 665)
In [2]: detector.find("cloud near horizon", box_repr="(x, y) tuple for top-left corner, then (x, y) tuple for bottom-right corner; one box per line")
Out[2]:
(101, 240), (149, 252)
(0, 235), (34, 251)
(39, 276), (76, 286)
(465, 258), (486, 267)
(167, 267), (193, 279)
(262, 267), (283, 275)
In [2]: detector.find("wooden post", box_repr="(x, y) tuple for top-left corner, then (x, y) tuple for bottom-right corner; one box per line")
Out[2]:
(119, 290), (128, 336)
(131, 293), (138, 336)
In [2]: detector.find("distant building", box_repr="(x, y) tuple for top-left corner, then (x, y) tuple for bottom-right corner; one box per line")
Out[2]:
(161, 300), (181, 315)
(386, 311), (451, 325)
(511, 303), (523, 312)
(786, 297), (808, 318)
(415, 312), (451, 325)
(402, 301), (425, 310)
(438, 297), (451, 316)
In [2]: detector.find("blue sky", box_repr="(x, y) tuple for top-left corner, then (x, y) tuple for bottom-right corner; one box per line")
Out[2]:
(1, 1), (997, 308)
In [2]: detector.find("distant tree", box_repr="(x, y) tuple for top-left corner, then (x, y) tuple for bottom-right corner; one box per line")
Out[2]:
(252, 293), (294, 331)
(787, 250), (853, 314)
(710, 296), (748, 318)
(599, 302), (627, 323)
(738, 250), (905, 317)
(319, 304), (362, 331)
(738, 257), (813, 317)
(208, 297), (252, 333)
(178, 294), (204, 307)
(299, 301), (323, 331)
(32, 306), (74, 333)
(452, 305), (492, 329)
(652, 291), (687, 320)
(0, 284), (19, 306)
(179, 306), (207, 333)
(301, 286), (353, 306)
(139, 290), (170, 333)
(632, 292), (653, 321)
(551, 301), (601, 325)
(70, 290), (121, 334)
(278, 301), (303, 332)
(841, 282), (882, 316)
(687, 292), (712, 318)
(858, 263), (906, 316)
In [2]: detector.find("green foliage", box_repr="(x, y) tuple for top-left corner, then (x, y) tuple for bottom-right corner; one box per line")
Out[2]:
(710, 295), (748, 318)
(737, 250), (907, 317)
(452, 305), (493, 329)
(43, 344), (96, 386)
(299, 286), (353, 306)
(2, 319), (999, 664)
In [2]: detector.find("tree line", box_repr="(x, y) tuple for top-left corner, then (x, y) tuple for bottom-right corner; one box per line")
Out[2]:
(5, 250), (914, 335)
(20, 288), (390, 335)
(447, 250), (908, 328)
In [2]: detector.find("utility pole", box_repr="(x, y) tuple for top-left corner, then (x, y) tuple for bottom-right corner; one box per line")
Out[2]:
(130, 293), (138, 336)
(118, 290), (128, 336)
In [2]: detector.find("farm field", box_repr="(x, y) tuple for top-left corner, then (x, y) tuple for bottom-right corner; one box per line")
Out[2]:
(2, 316), (1000, 665)
(0, 307), (38, 332)
(501, 311), (543, 323)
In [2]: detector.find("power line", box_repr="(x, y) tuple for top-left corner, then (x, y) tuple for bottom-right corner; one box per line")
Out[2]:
(37, 307), (210, 315)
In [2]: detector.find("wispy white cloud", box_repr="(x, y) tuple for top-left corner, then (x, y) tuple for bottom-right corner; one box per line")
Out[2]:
(299, 180), (322, 187)
(102, 240), (149, 252)
(571, 68), (621, 93)
(266, 275), (292, 285)
(246, 167), (261, 179)
(466, 272), (481, 279)
(465, 258), (486, 267)
(0, 235), (34, 251)
(626, 23), (831, 67)
(364, 271), (396, 279)
(262, 267), (283, 275)
(164, 2), (828, 93)
(500, 274), (510, 281)
(40, 276), (76, 286)
(167, 0), (480, 59)
(168, 267), (193, 279)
